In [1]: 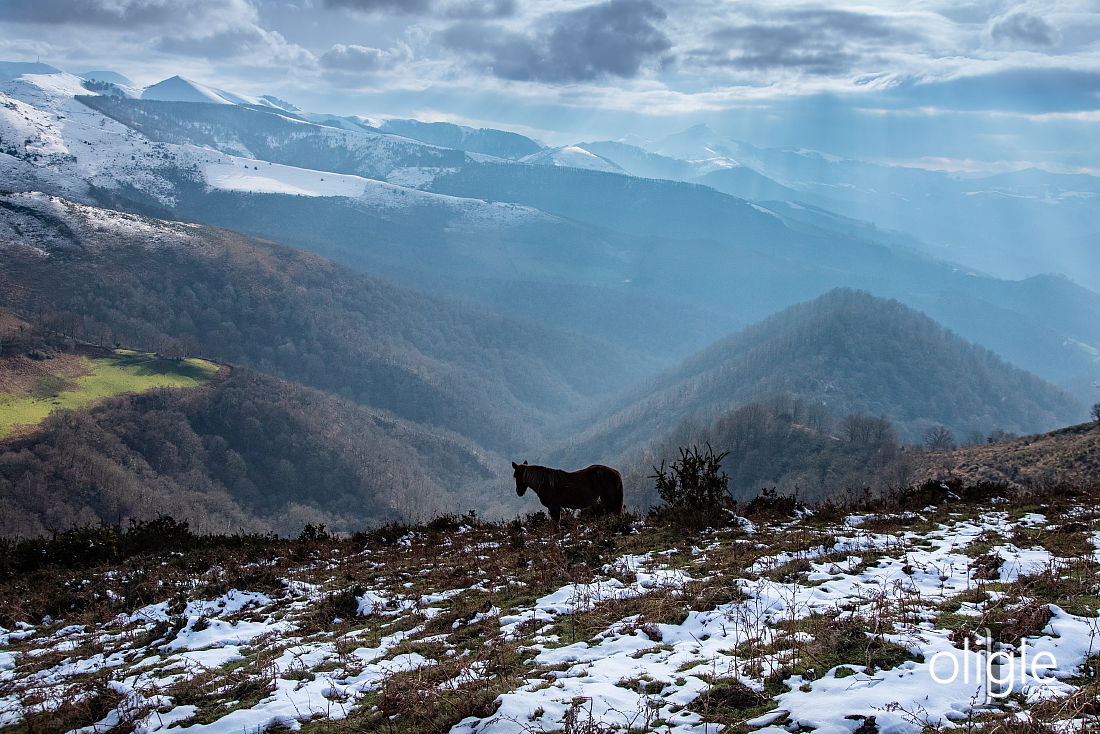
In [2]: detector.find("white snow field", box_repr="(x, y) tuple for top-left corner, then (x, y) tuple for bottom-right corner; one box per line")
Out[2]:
(1, 490), (1098, 734)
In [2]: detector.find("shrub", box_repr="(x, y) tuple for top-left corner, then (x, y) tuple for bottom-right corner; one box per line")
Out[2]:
(650, 443), (731, 510)
(297, 523), (331, 542)
(744, 487), (802, 518)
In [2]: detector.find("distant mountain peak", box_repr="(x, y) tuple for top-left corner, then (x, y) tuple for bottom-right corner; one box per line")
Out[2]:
(557, 286), (1083, 466)
(520, 145), (626, 173)
(0, 61), (63, 82)
(687, 122), (716, 135)
(378, 118), (543, 159)
(142, 75), (236, 105)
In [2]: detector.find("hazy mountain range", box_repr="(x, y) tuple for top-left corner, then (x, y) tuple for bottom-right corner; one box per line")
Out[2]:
(0, 63), (1097, 533)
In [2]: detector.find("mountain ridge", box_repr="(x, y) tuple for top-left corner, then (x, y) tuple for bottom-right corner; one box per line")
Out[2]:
(556, 288), (1084, 468)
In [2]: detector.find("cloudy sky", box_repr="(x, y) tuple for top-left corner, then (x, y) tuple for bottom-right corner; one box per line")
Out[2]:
(2, 0), (1099, 171)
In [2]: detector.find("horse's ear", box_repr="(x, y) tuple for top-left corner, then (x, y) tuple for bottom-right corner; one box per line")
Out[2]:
(511, 461), (519, 470)
(523, 459), (528, 464)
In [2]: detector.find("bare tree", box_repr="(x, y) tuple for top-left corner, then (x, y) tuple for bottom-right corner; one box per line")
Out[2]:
(841, 414), (896, 448)
(987, 429), (1017, 444)
(1091, 403), (1100, 425)
(923, 425), (956, 452)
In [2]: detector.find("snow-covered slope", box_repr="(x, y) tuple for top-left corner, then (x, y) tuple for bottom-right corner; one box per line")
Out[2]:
(1, 485), (1098, 733)
(0, 191), (203, 255)
(0, 72), (550, 229)
(521, 145), (626, 173)
(141, 75), (340, 111)
(0, 71), (189, 201)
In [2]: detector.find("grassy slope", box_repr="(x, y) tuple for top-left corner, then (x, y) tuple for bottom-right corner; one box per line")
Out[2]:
(0, 349), (219, 437)
(916, 420), (1100, 488)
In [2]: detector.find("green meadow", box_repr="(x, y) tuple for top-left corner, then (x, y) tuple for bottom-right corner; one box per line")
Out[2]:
(0, 350), (219, 438)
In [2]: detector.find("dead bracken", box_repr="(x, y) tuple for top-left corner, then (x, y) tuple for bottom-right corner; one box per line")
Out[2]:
(0, 481), (1099, 733)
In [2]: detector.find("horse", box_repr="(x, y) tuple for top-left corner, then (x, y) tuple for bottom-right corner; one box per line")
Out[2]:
(511, 460), (624, 526)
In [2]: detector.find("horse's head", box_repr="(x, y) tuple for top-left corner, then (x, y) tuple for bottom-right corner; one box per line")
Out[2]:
(511, 460), (529, 496)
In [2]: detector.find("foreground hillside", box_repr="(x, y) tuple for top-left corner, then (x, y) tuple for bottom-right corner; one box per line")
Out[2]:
(1, 481), (1098, 733)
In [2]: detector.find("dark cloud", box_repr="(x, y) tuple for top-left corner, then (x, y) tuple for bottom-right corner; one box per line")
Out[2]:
(320, 43), (410, 71)
(990, 11), (1059, 47)
(886, 68), (1100, 113)
(0, 0), (247, 26)
(440, 0), (515, 20)
(323, 0), (432, 15)
(697, 8), (919, 75)
(442, 0), (670, 83)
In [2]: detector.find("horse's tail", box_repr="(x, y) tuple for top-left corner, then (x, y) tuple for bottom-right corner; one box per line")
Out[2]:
(599, 466), (624, 514)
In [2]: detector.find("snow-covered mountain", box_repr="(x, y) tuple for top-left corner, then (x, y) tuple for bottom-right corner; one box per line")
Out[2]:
(520, 145), (626, 173)
(0, 70), (545, 225)
(141, 74), (299, 111)
(629, 125), (1100, 284)
(78, 70), (134, 87)
(0, 61), (62, 82)
(141, 74), (240, 105)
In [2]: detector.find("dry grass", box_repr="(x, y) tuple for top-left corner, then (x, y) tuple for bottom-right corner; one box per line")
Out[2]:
(913, 421), (1100, 490)
(3, 480), (1100, 734)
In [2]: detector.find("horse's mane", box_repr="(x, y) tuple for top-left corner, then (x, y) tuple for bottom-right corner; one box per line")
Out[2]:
(523, 464), (564, 493)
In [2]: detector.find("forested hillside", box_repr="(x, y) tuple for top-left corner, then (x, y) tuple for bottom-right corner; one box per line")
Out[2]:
(557, 289), (1083, 467)
(620, 396), (913, 509)
(0, 367), (497, 538)
(0, 192), (642, 454)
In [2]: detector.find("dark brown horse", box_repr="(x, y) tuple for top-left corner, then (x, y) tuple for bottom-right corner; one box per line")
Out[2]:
(512, 460), (624, 526)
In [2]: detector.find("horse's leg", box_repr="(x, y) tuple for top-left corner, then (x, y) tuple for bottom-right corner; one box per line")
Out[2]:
(549, 505), (561, 529)
(604, 480), (624, 515)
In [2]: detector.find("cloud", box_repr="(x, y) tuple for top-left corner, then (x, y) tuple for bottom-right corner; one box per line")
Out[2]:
(0, 0), (254, 27)
(442, 0), (671, 83)
(2, 0), (316, 67)
(320, 43), (411, 71)
(887, 67), (1100, 113)
(157, 26), (309, 62)
(989, 10), (1059, 47)
(323, 0), (432, 15)
(440, 0), (515, 19)
(696, 8), (920, 75)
